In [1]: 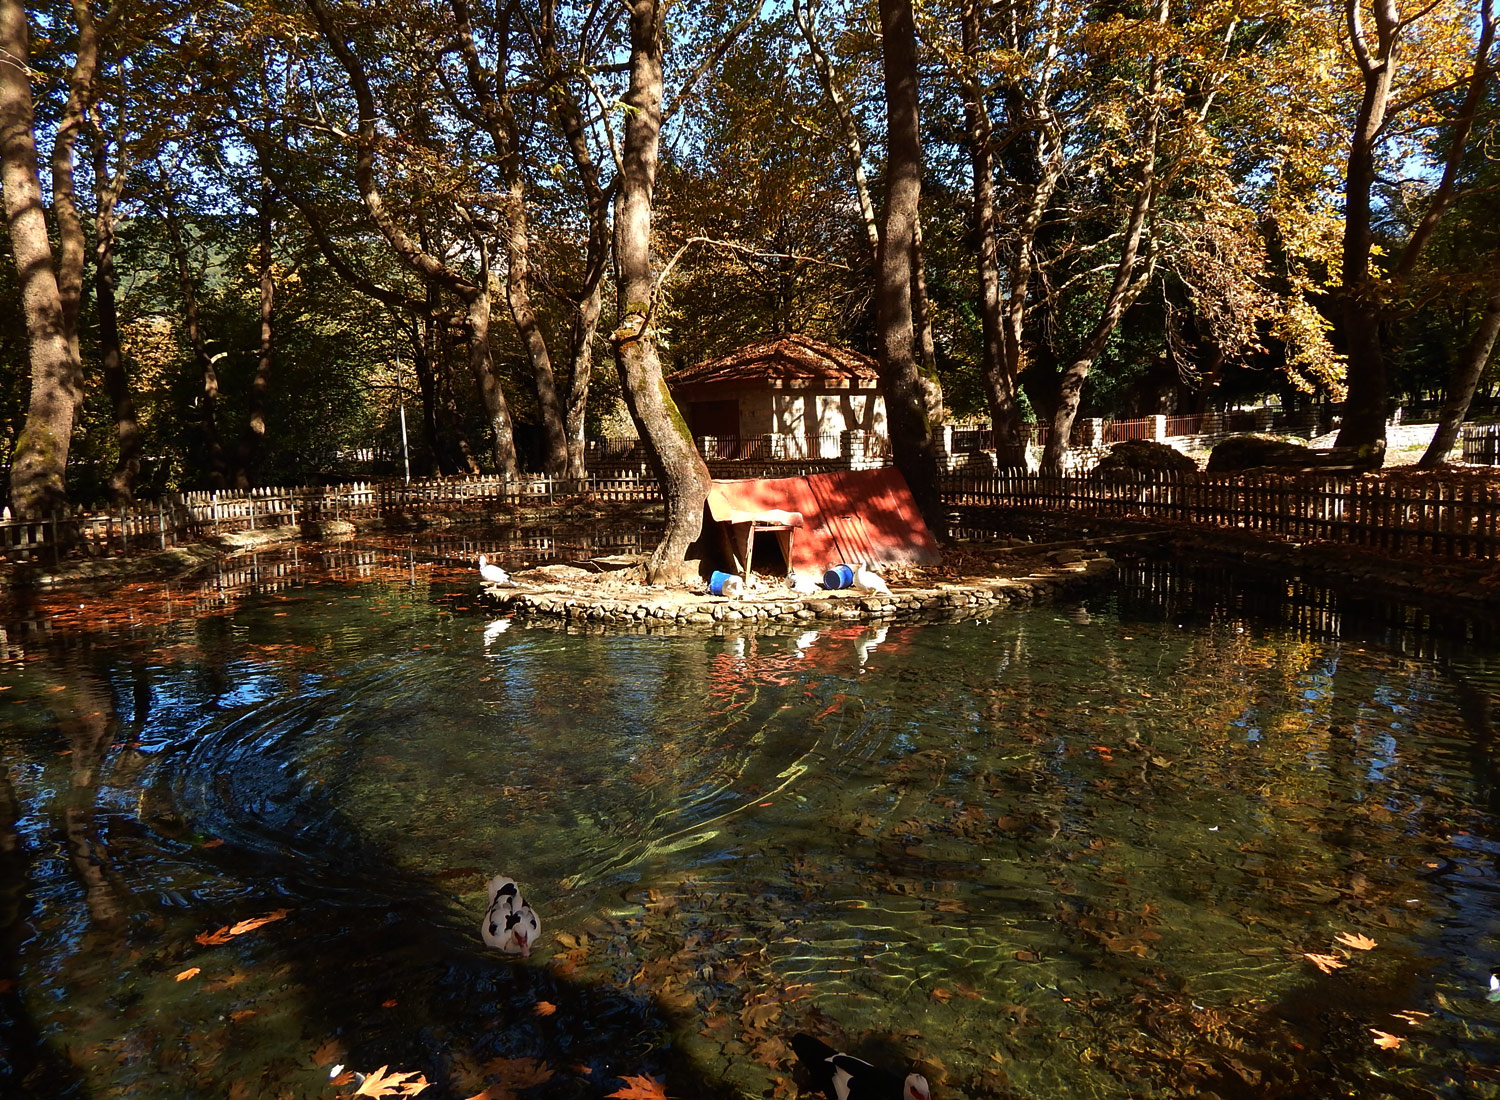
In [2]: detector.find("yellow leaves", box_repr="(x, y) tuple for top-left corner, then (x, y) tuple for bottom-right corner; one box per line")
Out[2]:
(175, 968), (200, 982)
(1370, 1030), (1405, 1050)
(607, 1074), (669, 1100)
(1334, 932), (1377, 952)
(354, 1066), (431, 1097)
(1305, 929), (1378, 973)
(533, 1001), (557, 1017)
(194, 908), (291, 946)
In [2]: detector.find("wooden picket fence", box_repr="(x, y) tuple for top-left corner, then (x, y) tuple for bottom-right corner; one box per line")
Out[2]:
(944, 469), (1500, 560)
(0, 473), (663, 565)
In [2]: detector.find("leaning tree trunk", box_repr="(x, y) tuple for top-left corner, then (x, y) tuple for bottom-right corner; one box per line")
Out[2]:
(1418, 258), (1500, 468)
(1, 0), (85, 518)
(612, 0), (710, 583)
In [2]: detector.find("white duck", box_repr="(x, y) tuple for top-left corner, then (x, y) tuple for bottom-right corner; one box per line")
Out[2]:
(481, 874), (541, 956)
(477, 554), (509, 586)
(852, 561), (891, 596)
(788, 572), (820, 595)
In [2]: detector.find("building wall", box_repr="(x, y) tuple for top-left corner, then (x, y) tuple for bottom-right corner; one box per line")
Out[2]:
(678, 385), (887, 439)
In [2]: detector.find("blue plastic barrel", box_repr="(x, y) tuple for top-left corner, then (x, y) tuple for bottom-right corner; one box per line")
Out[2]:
(710, 570), (742, 596)
(822, 564), (855, 590)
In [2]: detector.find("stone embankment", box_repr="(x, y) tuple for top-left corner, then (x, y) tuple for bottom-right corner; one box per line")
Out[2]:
(479, 548), (1114, 628)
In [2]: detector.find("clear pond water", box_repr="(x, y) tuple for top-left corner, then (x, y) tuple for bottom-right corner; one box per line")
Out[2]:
(2, 544), (1499, 1100)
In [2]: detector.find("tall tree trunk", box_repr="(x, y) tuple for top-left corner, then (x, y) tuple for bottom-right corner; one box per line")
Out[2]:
(537, 0), (611, 480)
(1333, 0), (1400, 457)
(565, 283), (601, 479)
(799, 0), (943, 430)
(51, 0), (99, 367)
(452, 0), (568, 476)
(1, 0), (85, 518)
(613, 0), (710, 582)
(94, 138), (139, 503)
(1418, 255), (1500, 468)
(960, 1), (1023, 465)
(874, 0), (944, 538)
(234, 180), (275, 488)
(162, 188), (227, 488)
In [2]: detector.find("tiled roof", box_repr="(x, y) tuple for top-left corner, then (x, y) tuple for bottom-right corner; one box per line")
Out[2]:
(669, 334), (879, 388)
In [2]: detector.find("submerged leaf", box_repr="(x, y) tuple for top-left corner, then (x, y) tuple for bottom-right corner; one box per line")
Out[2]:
(1304, 953), (1346, 974)
(1334, 932), (1377, 951)
(608, 1075), (669, 1100)
(1370, 1030), (1405, 1050)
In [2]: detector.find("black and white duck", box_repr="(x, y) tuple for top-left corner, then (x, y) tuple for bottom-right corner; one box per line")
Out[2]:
(791, 1033), (930, 1100)
(481, 874), (540, 956)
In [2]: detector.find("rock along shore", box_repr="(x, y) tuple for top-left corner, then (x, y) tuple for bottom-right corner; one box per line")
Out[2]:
(477, 549), (1115, 629)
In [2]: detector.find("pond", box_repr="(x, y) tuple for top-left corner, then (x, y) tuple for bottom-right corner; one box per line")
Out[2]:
(1, 543), (1498, 1100)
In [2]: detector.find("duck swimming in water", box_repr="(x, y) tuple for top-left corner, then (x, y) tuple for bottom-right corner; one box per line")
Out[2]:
(481, 874), (540, 956)
(791, 1033), (930, 1100)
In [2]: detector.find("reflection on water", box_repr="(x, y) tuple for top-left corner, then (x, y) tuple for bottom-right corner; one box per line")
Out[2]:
(1, 551), (1499, 1099)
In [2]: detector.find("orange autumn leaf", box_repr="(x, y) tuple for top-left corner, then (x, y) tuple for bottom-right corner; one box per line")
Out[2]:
(195, 908), (291, 946)
(533, 1000), (557, 1016)
(1334, 932), (1377, 951)
(607, 1074), (669, 1100)
(1304, 953), (1346, 974)
(227, 909), (290, 936)
(175, 968), (201, 982)
(312, 1039), (345, 1067)
(354, 1065), (431, 1097)
(1370, 1030), (1405, 1050)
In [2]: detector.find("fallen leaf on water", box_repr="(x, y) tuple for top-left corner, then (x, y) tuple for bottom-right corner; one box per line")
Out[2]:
(1304, 953), (1347, 974)
(1013, 950), (1041, 962)
(228, 909), (290, 936)
(930, 988), (952, 1003)
(1392, 1011), (1430, 1027)
(228, 1009), (257, 1022)
(534, 1001), (557, 1016)
(355, 1065), (431, 1097)
(1370, 1030), (1404, 1050)
(1334, 932), (1377, 951)
(175, 968), (200, 982)
(312, 1039), (345, 1067)
(608, 1075), (668, 1100)
(382, 999), (398, 1008)
(479, 1056), (553, 1094)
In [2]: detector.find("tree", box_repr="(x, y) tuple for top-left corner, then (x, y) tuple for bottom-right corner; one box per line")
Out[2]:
(1, 0), (98, 518)
(1335, 0), (1497, 462)
(874, 0), (944, 536)
(612, 0), (712, 582)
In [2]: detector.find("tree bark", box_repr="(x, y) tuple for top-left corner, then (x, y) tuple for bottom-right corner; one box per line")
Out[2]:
(874, 0), (944, 538)
(1333, 0), (1401, 457)
(51, 0), (99, 368)
(612, 0), (710, 583)
(94, 137), (139, 503)
(1418, 255), (1500, 468)
(2, 0), (85, 517)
